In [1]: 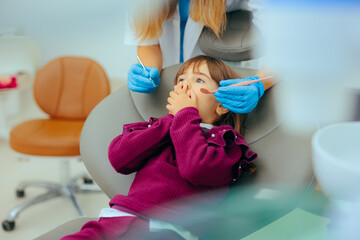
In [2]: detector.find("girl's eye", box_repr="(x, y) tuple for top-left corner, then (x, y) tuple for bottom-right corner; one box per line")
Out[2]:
(178, 79), (184, 83)
(196, 78), (205, 83)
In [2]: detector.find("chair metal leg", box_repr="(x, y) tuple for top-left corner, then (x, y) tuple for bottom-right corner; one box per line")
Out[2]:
(2, 159), (103, 231)
(17, 180), (62, 192)
(67, 188), (85, 217)
(76, 184), (102, 193)
(70, 172), (89, 183)
(70, 171), (102, 193)
(4, 190), (61, 223)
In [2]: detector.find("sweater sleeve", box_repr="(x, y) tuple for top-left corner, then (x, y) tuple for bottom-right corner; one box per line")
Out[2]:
(108, 114), (174, 174)
(170, 107), (257, 187)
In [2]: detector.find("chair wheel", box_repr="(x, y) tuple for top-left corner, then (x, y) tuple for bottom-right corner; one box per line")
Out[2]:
(2, 220), (15, 231)
(83, 177), (93, 184)
(16, 189), (25, 198)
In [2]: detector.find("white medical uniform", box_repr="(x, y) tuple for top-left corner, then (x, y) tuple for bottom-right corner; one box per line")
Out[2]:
(124, 0), (264, 69)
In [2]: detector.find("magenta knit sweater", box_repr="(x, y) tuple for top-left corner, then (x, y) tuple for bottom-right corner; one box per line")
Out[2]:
(108, 107), (257, 222)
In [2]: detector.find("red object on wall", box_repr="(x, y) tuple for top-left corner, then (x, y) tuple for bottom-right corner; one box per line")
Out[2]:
(0, 76), (18, 89)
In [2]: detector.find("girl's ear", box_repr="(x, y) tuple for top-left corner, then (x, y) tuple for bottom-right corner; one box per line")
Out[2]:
(216, 103), (229, 116)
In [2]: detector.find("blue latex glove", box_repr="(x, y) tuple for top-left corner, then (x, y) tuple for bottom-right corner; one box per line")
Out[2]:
(127, 63), (160, 94)
(213, 76), (265, 114)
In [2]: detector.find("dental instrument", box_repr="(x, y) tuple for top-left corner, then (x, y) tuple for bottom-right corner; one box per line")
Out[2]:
(136, 56), (153, 83)
(200, 75), (274, 94)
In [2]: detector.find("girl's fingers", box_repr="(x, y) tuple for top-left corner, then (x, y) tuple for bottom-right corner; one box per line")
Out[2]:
(169, 91), (178, 98)
(175, 82), (188, 94)
(189, 90), (197, 106)
(166, 104), (173, 115)
(167, 97), (176, 105)
(190, 90), (195, 99)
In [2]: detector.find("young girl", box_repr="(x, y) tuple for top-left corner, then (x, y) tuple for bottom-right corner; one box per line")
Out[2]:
(61, 55), (257, 240)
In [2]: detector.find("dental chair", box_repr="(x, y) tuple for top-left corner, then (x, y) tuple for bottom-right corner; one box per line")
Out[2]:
(35, 10), (315, 240)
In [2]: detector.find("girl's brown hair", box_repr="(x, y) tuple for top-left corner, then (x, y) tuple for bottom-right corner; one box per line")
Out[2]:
(174, 55), (245, 135)
(131, 0), (227, 43)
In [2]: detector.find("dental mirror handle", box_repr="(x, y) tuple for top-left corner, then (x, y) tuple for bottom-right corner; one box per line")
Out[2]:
(137, 56), (153, 82)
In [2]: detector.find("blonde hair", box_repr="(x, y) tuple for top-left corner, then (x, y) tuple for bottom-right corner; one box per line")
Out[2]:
(131, 0), (227, 43)
(174, 55), (245, 135)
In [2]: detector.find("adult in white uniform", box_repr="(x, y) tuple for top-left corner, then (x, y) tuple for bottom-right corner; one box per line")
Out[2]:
(126, 0), (274, 114)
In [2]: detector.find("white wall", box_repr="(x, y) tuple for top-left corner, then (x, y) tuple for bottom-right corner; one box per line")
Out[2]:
(0, 0), (136, 81)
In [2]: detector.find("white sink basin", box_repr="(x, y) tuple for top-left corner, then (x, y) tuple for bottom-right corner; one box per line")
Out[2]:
(312, 121), (360, 202)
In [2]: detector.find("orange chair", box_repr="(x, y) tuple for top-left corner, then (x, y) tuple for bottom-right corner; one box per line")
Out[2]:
(2, 56), (110, 231)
